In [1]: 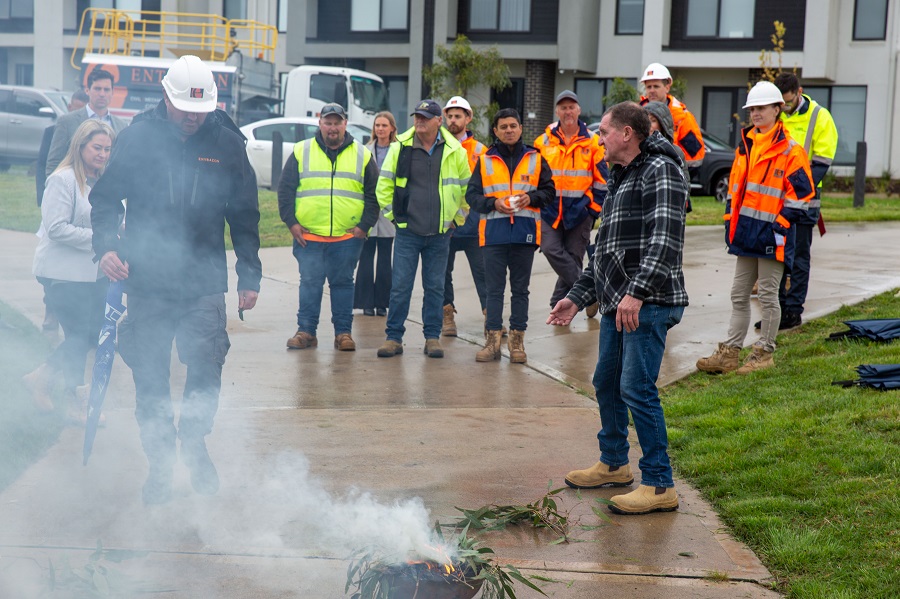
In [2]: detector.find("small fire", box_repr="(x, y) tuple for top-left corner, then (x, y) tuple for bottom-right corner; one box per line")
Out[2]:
(408, 544), (457, 577)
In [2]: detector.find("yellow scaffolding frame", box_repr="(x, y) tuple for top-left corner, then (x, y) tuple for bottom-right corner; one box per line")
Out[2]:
(71, 8), (277, 69)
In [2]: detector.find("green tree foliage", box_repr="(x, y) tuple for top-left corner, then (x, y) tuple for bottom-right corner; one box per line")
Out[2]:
(423, 35), (511, 137)
(602, 77), (640, 106)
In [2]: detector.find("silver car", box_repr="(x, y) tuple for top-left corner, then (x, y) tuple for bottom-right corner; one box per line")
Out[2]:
(0, 85), (69, 170)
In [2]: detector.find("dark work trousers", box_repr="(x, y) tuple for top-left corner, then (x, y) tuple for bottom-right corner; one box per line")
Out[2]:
(444, 235), (488, 311)
(779, 223), (814, 316)
(42, 278), (108, 391)
(540, 217), (593, 306)
(354, 236), (393, 311)
(117, 294), (230, 471)
(483, 244), (536, 331)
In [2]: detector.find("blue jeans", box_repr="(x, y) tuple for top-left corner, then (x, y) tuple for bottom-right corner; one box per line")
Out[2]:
(593, 304), (684, 488)
(292, 237), (364, 336)
(386, 228), (451, 341)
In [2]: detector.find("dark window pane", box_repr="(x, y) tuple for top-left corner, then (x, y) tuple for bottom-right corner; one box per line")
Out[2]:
(617, 0), (644, 35)
(719, 0), (753, 38)
(310, 73), (347, 105)
(470, 0), (498, 29)
(382, 0), (408, 30)
(854, 0), (888, 39)
(686, 0), (717, 37)
(499, 0), (529, 31)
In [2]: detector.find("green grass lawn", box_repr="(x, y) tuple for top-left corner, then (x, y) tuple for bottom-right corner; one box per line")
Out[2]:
(0, 301), (65, 493)
(664, 290), (900, 597)
(687, 195), (900, 226)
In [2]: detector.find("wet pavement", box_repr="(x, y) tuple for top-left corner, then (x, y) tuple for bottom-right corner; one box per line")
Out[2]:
(2, 223), (898, 598)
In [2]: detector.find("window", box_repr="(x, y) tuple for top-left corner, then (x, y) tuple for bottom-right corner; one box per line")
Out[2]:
(351, 0), (409, 32)
(15, 65), (34, 87)
(853, 0), (888, 40)
(223, 0), (246, 20)
(383, 76), (408, 127)
(310, 73), (348, 106)
(616, 0), (644, 35)
(13, 92), (46, 116)
(277, 0), (288, 33)
(253, 122), (298, 143)
(803, 86), (867, 166)
(0, 0), (34, 18)
(686, 0), (754, 39)
(574, 78), (639, 124)
(469, 0), (531, 32)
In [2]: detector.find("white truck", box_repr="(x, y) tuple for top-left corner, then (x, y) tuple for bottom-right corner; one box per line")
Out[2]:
(282, 66), (390, 129)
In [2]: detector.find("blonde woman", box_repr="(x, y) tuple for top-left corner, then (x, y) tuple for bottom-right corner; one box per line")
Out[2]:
(24, 120), (116, 421)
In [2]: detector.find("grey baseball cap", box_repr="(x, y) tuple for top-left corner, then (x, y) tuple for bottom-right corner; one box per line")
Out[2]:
(555, 90), (579, 105)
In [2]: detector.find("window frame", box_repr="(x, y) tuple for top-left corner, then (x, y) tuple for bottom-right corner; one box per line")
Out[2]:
(852, 0), (888, 41)
(615, 0), (644, 36)
(468, 0), (532, 33)
(350, 0), (410, 32)
(801, 85), (868, 166)
(684, 0), (755, 40)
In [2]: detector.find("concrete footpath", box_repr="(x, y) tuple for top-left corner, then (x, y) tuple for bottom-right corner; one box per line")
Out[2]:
(1, 223), (898, 598)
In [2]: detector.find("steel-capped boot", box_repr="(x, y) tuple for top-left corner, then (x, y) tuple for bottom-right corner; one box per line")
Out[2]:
(609, 485), (679, 515)
(334, 333), (356, 351)
(441, 304), (457, 337)
(424, 338), (444, 358)
(696, 343), (741, 374)
(476, 330), (503, 362)
(735, 346), (775, 374)
(508, 330), (527, 364)
(565, 461), (634, 489)
(180, 437), (219, 495)
(287, 330), (317, 349)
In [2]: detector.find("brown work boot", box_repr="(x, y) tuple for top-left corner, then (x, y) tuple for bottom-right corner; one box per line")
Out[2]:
(442, 304), (457, 337)
(377, 339), (403, 358)
(476, 330), (503, 362)
(735, 346), (775, 374)
(609, 485), (679, 515)
(286, 330), (317, 349)
(483, 309), (507, 338)
(565, 462), (634, 489)
(508, 330), (527, 364)
(585, 302), (599, 318)
(334, 333), (356, 351)
(22, 363), (54, 412)
(424, 338), (444, 358)
(696, 343), (740, 374)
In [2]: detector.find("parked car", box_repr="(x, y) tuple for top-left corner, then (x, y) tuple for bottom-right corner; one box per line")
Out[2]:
(240, 116), (372, 188)
(0, 85), (70, 170)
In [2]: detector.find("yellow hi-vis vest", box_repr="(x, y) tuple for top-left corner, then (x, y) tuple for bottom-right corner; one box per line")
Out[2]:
(294, 138), (372, 238)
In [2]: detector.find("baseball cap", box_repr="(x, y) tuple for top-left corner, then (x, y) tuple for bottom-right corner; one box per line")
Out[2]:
(443, 96), (472, 115)
(320, 103), (347, 120)
(411, 99), (442, 119)
(555, 90), (579, 105)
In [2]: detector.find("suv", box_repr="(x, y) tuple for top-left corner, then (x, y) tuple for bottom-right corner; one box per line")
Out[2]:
(0, 85), (70, 170)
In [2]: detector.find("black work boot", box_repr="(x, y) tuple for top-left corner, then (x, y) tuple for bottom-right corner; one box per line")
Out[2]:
(142, 464), (173, 505)
(180, 437), (219, 495)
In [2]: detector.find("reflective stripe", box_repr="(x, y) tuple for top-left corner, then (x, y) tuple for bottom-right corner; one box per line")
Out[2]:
(808, 198), (821, 209)
(540, 134), (550, 146)
(738, 206), (776, 222)
(803, 105), (821, 154)
(383, 203), (393, 212)
(746, 181), (784, 199)
(443, 220), (453, 229)
(297, 188), (364, 201)
(783, 198), (808, 209)
(380, 168), (396, 180)
(551, 168), (592, 177)
(782, 139), (798, 156)
(811, 154), (834, 165)
(559, 189), (586, 198)
(483, 158), (495, 176)
(593, 183), (608, 191)
(443, 177), (469, 186)
(512, 183), (537, 192)
(483, 209), (538, 220)
(483, 183), (508, 194)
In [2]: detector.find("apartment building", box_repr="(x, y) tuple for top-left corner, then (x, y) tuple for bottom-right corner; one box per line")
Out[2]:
(4, 1), (897, 175)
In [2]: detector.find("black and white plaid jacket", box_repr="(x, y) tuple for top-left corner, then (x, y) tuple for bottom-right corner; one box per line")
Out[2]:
(567, 132), (689, 315)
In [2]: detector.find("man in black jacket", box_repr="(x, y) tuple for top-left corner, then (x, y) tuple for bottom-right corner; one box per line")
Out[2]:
(91, 55), (262, 505)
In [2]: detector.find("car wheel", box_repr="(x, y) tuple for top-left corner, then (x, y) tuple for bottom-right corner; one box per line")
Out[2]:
(713, 172), (729, 203)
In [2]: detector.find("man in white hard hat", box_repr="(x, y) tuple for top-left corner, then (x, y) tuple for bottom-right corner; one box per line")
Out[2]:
(440, 95), (488, 337)
(639, 63), (706, 169)
(90, 54), (262, 505)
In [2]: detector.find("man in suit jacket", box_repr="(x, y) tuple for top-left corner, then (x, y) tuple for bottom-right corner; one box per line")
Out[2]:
(46, 68), (128, 177)
(36, 89), (89, 206)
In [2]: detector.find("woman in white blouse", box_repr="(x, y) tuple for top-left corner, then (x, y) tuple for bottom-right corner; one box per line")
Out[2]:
(24, 119), (116, 421)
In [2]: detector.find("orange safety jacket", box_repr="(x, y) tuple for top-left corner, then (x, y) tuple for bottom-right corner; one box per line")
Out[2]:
(641, 95), (706, 166)
(724, 122), (814, 266)
(478, 148), (543, 247)
(454, 132), (488, 234)
(534, 121), (607, 230)
(460, 133), (488, 172)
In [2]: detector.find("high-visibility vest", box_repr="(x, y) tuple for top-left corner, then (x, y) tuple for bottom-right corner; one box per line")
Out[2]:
(724, 122), (814, 264)
(779, 95), (838, 220)
(477, 149), (542, 247)
(456, 132), (487, 225)
(642, 95), (706, 166)
(293, 138), (371, 240)
(534, 123), (606, 229)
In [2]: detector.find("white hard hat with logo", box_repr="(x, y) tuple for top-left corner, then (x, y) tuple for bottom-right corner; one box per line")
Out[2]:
(162, 55), (218, 113)
(443, 96), (472, 115)
(743, 81), (784, 108)
(640, 63), (672, 82)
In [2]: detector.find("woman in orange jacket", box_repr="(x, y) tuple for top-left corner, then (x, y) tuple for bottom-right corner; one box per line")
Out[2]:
(697, 81), (814, 375)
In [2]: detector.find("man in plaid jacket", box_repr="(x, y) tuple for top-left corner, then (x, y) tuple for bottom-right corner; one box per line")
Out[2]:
(548, 102), (689, 516)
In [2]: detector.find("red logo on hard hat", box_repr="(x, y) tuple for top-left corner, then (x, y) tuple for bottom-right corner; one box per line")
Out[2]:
(647, 70), (654, 76)
(190, 88), (204, 99)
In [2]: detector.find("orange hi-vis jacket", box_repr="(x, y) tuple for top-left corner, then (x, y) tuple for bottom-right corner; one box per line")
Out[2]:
(534, 121), (607, 230)
(724, 122), (814, 267)
(454, 132), (488, 230)
(460, 132), (488, 172)
(478, 148), (543, 247)
(641, 94), (706, 166)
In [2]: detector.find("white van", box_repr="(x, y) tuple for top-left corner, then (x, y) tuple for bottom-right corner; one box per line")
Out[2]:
(283, 66), (389, 129)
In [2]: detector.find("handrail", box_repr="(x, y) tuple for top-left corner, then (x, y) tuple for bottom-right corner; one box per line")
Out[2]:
(71, 8), (277, 70)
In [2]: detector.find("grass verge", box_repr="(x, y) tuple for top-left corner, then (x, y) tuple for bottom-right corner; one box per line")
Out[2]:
(0, 301), (65, 493)
(687, 194), (900, 226)
(664, 290), (900, 597)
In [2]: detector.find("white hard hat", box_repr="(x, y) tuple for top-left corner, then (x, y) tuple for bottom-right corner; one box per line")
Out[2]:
(743, 81), (784, 108)
(640, 63), (672, 82)
(162, 55), (218, 113)
(443, 96), (472, 115)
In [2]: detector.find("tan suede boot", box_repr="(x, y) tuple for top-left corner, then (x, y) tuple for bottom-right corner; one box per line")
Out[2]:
(508, 330), (527, 364)
(565, 462), (634, 489)
(609, 485), (679, 515)
(441, 304), (457, 337)
(476, 330), (503, 362)
(735, 346), (775, 374)
(696, 343), (741, 374)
